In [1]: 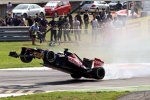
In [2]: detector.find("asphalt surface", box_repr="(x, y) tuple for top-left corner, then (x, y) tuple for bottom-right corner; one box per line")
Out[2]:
(117, 91), (150, 100)
(0, 67), (150, 99)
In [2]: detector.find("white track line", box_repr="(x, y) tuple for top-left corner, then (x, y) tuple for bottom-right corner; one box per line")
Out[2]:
(0, 93), (33, 98)
(0, 67), (51, 71)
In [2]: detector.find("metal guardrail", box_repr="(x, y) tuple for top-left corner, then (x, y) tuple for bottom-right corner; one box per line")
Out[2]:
(0, 26), (31, 41)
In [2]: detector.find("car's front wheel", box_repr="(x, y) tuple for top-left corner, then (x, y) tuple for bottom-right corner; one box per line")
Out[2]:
(20, 47), (33, 63)
(46, 51), (56, 63)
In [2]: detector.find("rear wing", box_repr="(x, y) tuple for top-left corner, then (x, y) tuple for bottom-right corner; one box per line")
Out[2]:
(93, 58), (104, 68)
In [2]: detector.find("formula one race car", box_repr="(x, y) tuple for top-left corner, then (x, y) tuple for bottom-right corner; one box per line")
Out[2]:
(9, 47), (105, 80)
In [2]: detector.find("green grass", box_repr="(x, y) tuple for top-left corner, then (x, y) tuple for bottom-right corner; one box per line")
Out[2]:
(0, 91), (129, 100)
(0, 42), (41, 68)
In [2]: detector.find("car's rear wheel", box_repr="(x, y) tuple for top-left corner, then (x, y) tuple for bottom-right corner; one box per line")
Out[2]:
(71, 74), (82, 79)
(91, 67), (105, 79)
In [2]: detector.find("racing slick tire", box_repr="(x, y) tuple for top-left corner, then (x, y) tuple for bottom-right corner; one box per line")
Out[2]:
(71, 74), (82, 79)
(20, 48), (33, 63)
(91, 67), (105, 79)
(46, 51), (56, 63)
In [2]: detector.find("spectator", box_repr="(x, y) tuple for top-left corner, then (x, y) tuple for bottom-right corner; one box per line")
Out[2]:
(19, 15), (26, 26)
(95, 12), (101, 24)
(6, 2), (13, 15)
(12, 15), (21, 26)
(130, 3), (135, 17)
(116, 1), (122, 11)
(48, 17), (57, 45)
(6, 13), (13, 26)
(29, 22), (39, 45)
(39, 16), (48, 41)
(91, 16), (99, 42)
(83, 10), (89, 34)
(68, 14), (73, 33)
(101, 9), (107, 23)
(57, 16), (63, 44)
(98, 9), (106, 29)
(34, 13), (41, 24)
(63, 17), (71, 41)
(27, 16), (34, 26)
(73, 16), (80, 41)
(98, 11), (103, 27)
(106, 12), (113, 21)
(75, 12), (83, 29)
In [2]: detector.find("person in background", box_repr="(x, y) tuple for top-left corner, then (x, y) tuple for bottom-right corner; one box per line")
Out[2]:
(6, 2), (13, 16)
(27, 16), (34, 26)
(106, 12), (113, 21)
(48, 17), (57, 45)
(130, 3), (135, 17)
(63, 16), (71, 42)
(34, 13), (41, 25)
(91, 16), (99, 42)
(95, 12), (101, 25)
(68, 14), (73, 33)
(19, 15), (26, 26)
(115, 1), (122, 11)
(39, 16), (48, 41)
(57, 16), (63, 44)
(6, 13), (13, 26)
(83, 10), (89, 34)
(29, 22), (39, 45)
(75, 12), (83, 29)
(97, 11), (103, 28)
(73, 16), (80, 41)
(101, 9), (107, 24)
(12, 15), (21, 26)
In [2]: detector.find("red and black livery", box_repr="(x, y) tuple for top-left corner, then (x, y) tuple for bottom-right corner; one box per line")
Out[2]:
(9, 47), (105, 80)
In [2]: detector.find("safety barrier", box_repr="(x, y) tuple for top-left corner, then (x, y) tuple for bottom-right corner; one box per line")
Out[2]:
(0, 26), (31, 41)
